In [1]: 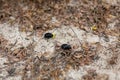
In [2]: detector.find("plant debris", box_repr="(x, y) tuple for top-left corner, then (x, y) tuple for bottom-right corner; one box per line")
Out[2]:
(0, 0), (119, 80)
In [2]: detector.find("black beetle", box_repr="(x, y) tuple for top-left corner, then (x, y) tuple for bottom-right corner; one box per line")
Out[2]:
(61, 44), (71, 50)
(44, 33), (53, 39)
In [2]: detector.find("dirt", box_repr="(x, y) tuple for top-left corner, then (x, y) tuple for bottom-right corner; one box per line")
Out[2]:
(0, 0), (120, 80)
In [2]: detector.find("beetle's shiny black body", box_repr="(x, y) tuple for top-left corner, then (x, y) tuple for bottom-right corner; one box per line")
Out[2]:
(44, 33), (53, 39)
(61, 44), (71, 50)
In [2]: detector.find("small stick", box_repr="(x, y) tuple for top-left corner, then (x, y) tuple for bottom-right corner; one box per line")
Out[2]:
(69, 26), (83, 50)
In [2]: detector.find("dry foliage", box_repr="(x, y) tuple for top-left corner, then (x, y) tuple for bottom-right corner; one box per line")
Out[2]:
(82, 69), (110, 80)
(0, 0), (119, 80)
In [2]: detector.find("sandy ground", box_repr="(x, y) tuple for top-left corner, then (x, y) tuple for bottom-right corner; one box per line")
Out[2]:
(0, 22), (119, 80)
(0, 0), (120, 80)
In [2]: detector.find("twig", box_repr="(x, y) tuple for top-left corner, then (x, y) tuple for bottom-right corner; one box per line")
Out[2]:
(69, 26), (83, 50)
